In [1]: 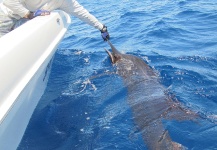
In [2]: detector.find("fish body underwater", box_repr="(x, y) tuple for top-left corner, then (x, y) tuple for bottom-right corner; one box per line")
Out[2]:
(105, 41), (197, 150)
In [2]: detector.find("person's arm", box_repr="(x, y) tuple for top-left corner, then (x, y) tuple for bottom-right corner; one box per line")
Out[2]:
(60, 0), (110, 40)
(61, 0), (103, 30)
(3, 0), (29, 18)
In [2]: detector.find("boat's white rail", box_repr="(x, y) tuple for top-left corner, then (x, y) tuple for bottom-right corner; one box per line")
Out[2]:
(0, 10), (71, 149)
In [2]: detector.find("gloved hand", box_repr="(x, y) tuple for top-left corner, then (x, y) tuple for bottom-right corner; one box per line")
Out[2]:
(34, 9), (50, 17)
(100, 25), (110, 41)
(29, 10), (50, 19)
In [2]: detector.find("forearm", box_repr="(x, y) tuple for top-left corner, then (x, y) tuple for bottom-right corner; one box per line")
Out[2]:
(62, 0), (103, 30)
(78, 12), (104, 30)
(3, 0), (29, 18)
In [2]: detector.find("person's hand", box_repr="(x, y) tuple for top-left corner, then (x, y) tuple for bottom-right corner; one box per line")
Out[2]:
(100, 25), (110, 41)
(28, 10), (50, 19)
(34, 10), (50, 17)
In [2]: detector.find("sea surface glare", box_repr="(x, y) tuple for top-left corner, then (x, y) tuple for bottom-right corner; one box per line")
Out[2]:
(19, 0), (217, 149)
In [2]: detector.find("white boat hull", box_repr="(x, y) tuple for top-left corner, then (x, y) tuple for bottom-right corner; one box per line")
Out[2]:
(0, 11), (71, 149)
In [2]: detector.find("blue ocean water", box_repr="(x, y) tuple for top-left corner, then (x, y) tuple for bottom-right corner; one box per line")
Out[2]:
(19, 0), (217, 149)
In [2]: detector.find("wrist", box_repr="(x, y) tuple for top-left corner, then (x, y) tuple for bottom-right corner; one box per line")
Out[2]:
(23, 11), (34, 19)
(100, 25), (107, 33)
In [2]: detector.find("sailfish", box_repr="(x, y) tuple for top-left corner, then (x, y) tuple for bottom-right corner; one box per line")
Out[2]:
(104, 41), (197, 150)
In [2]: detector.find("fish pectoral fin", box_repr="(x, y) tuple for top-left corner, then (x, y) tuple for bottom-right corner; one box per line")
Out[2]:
(167, 103), (198, 121)
(104, 48), (115, 64)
